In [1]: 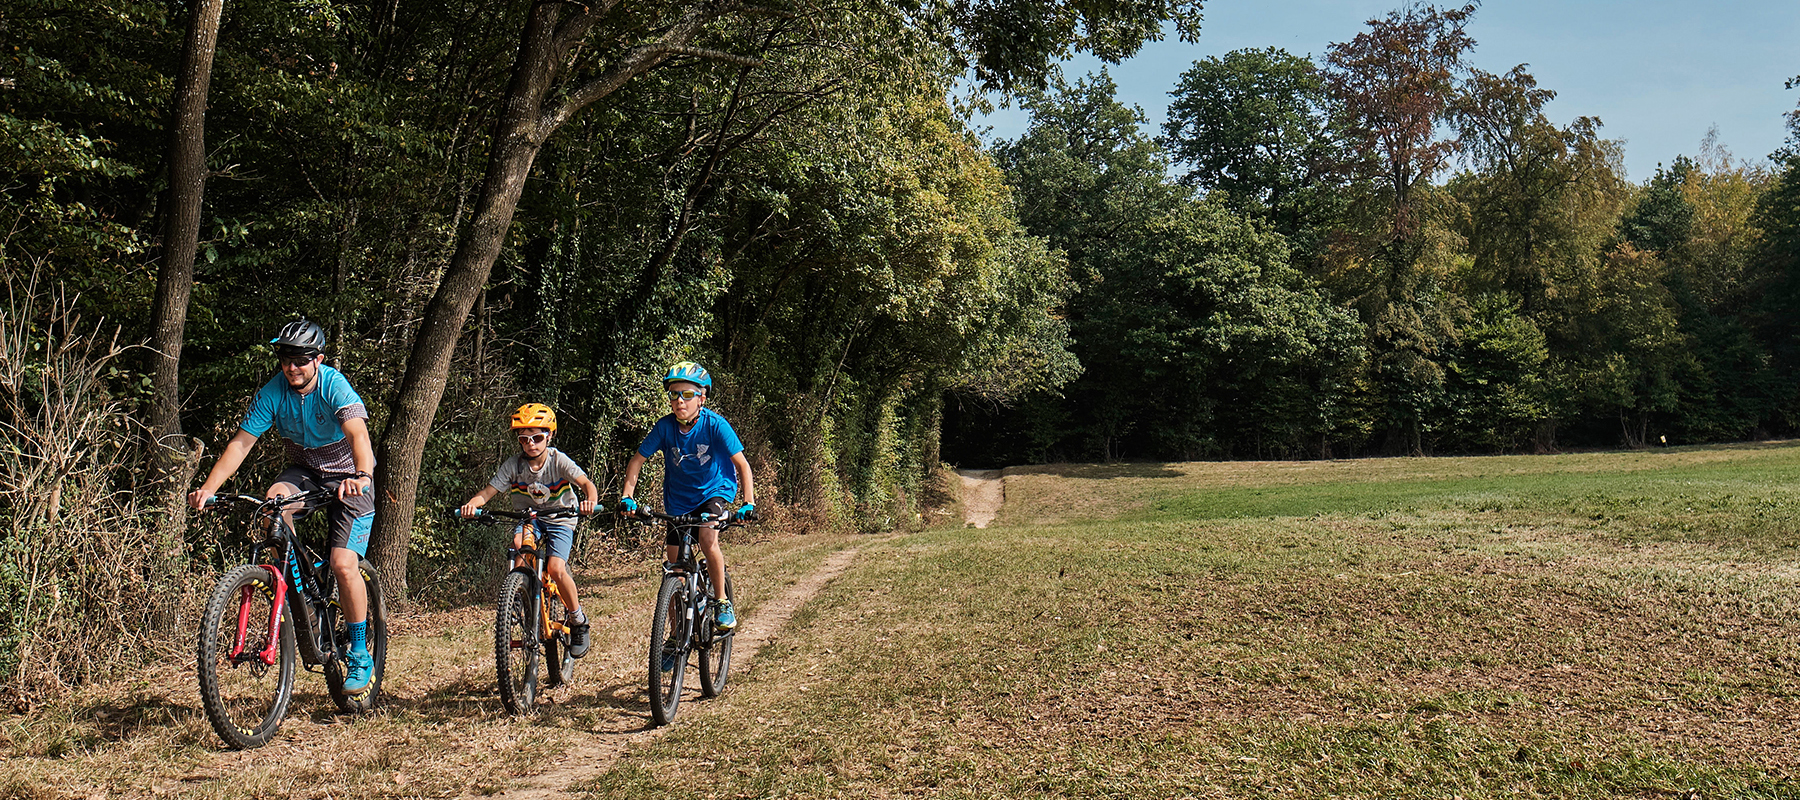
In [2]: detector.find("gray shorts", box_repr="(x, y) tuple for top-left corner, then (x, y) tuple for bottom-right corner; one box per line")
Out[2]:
(274, 465), (374, 556)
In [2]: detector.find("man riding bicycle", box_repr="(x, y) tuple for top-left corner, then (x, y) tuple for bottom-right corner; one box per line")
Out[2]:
(187, 318), (379, 694)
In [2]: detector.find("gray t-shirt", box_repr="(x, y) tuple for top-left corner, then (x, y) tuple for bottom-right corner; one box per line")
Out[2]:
(488, 447), (588, 512)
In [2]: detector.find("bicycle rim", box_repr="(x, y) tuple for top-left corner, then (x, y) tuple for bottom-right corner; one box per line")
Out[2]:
(495, 570), (540, 716)
(197, 565), (296, 749)
(648, 574), (690, 726)
(698, 571), (734, 698)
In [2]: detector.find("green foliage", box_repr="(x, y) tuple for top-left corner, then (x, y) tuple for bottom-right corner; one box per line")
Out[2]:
(1162, 47), (1358, 260)
(970, 72), (1365, 463)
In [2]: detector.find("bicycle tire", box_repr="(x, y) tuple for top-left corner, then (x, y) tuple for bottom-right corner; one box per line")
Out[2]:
(648, 573), (690, 726)
(698, 570), (734, 698)
(197, 564), (296, 749)
(495, 569), (541, 716)
(543, 590), (573, 689)
(325, 558), (388, 713)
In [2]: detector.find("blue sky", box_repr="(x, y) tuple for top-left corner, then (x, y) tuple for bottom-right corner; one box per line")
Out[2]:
(973, 0), (1800, 183)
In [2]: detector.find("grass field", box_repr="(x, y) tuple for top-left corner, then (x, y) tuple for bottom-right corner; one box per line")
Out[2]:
(585, 444), (1800, 798)
(6, 443), (1800, 798)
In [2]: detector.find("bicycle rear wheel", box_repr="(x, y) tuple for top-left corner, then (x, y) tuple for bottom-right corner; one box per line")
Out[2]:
(698, 570), (734, 698)
(325, 558), (388, 713)
(648, 573), (690, 726)
(197, 565), (296, 749)
(495, 570), (541, 716)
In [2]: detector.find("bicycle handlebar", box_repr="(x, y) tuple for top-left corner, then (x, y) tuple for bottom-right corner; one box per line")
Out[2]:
(204, 488), (336, 513)
(446, 507), (588, 522)
(620, 505), (755, 527)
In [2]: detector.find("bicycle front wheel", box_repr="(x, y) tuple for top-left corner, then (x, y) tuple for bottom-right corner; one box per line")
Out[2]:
(648, 573), (690, 726)
(698, 570), (734, 698)
(325, 558), (388, 713)
(496, 570), (541, 716)
(197, 565), (296, 749)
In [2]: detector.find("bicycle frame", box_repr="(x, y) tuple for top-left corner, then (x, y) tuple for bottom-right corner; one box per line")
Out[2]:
(501, 509), (577, 646)
(219, 490), (343, 669)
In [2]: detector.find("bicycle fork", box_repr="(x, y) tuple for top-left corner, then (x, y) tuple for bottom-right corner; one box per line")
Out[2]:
(232, 567), (288, 667)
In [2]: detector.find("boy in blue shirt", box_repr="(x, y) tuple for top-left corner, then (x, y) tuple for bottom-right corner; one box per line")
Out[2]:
(619, 361), (757, 632)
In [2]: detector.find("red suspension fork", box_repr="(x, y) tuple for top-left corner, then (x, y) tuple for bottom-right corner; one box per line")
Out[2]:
(228, 566), (289, 666)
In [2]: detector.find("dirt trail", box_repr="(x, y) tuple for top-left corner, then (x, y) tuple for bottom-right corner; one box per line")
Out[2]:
(486, 546), (861, 798)
(957, 469), (1002, 528)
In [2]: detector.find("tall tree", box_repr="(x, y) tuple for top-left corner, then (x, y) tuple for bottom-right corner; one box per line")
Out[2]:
(146, 0), (226, 471)
(1161, 47), (1355, 253)
(1320, 3), (1478, 454)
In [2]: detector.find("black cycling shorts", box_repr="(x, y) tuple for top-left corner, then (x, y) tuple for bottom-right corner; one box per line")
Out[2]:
(665, 497), (729, 547)
(274, 465), (375, 556)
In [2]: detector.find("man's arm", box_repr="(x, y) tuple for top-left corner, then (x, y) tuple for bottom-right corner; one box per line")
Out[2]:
(188, 429), (260, 509)
(338, 416), (375, 501)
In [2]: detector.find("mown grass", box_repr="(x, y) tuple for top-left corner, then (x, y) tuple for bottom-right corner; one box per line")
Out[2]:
(6, 445), (1798, 798)
(581, 443), (1800, 799)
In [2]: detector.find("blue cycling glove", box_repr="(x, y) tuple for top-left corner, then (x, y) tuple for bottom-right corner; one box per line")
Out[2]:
(735, 502), (757, 522)
(619, 497), (639, 515)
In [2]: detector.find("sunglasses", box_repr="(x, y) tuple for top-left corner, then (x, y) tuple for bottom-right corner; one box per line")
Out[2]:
(667, 389), (704, 400)
(277, 354), (318, 367)
(516, 433), (549, 445)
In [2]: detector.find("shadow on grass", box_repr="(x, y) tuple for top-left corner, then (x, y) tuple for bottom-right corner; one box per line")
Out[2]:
(1007, 462), (1184, 480)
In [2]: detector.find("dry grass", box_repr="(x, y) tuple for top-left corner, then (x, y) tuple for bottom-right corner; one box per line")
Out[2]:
(7, 444), (1800, 798)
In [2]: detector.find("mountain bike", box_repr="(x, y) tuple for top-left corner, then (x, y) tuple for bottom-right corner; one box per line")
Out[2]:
(627, 506), (747, 726)
(196, 490), (388, 749)
(449, 507), (586, 716)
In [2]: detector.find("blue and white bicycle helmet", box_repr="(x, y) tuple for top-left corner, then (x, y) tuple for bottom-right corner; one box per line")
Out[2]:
(271, 318), (327, 356)
(662, 361), (712, 389)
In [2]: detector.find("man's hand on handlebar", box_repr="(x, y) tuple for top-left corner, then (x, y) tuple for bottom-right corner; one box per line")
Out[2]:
(187, 488), (216, 511)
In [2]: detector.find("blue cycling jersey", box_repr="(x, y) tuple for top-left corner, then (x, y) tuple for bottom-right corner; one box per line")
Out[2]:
(239, 364), (369, 474)
(637, 407), (744, 516)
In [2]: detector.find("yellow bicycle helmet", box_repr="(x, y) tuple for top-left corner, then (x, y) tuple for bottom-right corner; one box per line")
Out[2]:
(510, 403), (558, 432)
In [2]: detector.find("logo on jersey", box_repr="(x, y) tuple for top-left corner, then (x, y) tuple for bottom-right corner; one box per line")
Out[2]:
(675, 443), (712, 467)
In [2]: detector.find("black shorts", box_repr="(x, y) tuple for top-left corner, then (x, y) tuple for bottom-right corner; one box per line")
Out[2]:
(275, 465), (375, 556)
(665, 497), (729, 546)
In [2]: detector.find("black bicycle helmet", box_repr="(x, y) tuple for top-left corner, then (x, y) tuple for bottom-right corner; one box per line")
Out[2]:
(270, 318), (327, 355)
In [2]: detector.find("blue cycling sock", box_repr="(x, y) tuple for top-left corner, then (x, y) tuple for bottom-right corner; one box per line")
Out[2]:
(349, 620), (368, 653)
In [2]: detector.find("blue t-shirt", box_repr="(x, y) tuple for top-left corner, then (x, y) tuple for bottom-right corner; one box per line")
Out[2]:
(637, 407), (744, 515)
(239, 364), (369, 474)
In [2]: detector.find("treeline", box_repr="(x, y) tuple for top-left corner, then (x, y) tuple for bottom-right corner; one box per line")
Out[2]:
(0, 0), (1199, 694)
(948, 4), (1800, 464)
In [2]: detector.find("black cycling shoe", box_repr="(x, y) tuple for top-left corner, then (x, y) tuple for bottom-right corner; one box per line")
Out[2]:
(569, 619), (591, 658)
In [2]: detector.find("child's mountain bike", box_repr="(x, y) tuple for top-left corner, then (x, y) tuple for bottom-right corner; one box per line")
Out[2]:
(196, 490), (388, 749)
(626, 506), (748, 726)
(449, 507), (585, 716)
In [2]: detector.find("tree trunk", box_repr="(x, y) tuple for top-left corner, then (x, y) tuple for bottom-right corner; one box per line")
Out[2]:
(366, 1), (740, 600)
(146, 0), (225, 473)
